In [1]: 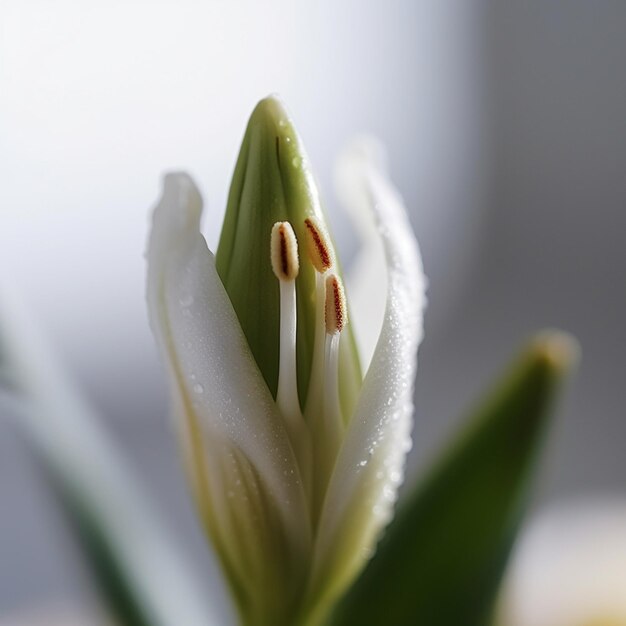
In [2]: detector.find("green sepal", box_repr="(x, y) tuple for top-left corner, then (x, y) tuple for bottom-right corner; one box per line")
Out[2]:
(328, 332), (578, 626)
(216, 96), (361, 413)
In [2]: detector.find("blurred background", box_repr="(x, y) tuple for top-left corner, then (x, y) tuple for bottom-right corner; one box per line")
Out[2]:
(1, 0), (624, 620)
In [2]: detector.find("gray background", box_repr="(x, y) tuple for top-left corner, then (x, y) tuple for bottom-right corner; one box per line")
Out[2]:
(0, 0), (624, 619)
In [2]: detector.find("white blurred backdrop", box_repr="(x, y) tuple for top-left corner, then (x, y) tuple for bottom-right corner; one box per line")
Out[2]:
(0, 0), (486, 408)
(1, 0), (625, 619)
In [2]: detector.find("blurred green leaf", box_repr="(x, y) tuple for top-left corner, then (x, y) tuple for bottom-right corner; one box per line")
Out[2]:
(45, 470), (154, 626)
(0, 288), (221, 626)
(329, 331), (578, 626)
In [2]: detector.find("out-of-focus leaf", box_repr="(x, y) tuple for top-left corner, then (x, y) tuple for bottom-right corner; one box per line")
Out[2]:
(46, 471), (154, 626)
(0, 287), (224, 626)
(329, 331), (578, 626)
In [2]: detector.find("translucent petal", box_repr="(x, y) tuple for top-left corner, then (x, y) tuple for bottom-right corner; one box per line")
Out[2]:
(307, 138), (427, 620)
(335, 137), (390, 372)
(146, 173), (311, 625)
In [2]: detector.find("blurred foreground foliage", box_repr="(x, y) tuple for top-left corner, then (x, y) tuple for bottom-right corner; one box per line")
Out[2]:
(330, 334), (575, 626)
(0, 294), (575, 626)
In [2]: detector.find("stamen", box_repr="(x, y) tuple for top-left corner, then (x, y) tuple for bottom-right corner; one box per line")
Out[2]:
(304, 217), (335, 422)
(270, 222), (299, 281)
(304, 216), (334, 273)
(270, 221), (311, 496)
(325, 273), (347, 334)
(301, 219), (345, 522)
(309, 272), (348, 522)
(307, 273), (327, 407)
(276, 278), (300, 419)
(322, 332), (343, 453)
(323, 274), (346, 431)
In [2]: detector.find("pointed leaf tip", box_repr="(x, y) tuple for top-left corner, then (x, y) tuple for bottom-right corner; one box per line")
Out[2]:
(529, 330), (580, 375)
(250, 94), (291, 127)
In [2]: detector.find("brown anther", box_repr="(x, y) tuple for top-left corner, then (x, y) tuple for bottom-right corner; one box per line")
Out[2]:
(304, 216), (334, 273)
(271, 222), (299, 281)
(325, 273), (347, 334)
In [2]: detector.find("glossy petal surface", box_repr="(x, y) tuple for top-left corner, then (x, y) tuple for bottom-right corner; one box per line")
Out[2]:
(306, 138), (427, 622)
(146, 173), (310, 625)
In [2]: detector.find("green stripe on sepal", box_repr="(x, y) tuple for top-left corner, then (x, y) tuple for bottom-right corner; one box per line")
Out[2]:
(328, 331), (579, 626)
(216, 96), (361, 414)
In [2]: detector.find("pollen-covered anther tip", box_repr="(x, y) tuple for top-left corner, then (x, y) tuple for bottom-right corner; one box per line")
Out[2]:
(304, 216), (334, 273)
(271, 221), (299, 281)
(325, 273), (347, 334)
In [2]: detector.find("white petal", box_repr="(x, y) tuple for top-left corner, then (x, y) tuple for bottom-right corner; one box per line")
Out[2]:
(308, 139), (427, 616)
(146, 173), (311, 622)
(495, 497), (626, 626)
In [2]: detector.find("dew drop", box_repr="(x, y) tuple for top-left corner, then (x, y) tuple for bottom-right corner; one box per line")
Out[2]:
(193, 383), (204, 394)
(362, 545), (375, 559)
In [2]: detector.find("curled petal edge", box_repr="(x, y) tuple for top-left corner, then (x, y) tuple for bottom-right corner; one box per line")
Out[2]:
(307, 138), (427, 621)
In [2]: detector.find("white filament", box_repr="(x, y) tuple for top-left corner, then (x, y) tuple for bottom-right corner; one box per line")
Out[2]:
(276, 274), (312, 499)
(322, 331), (344, 458)
(277, 279), (300, 420)
(305, 272), (327, 420)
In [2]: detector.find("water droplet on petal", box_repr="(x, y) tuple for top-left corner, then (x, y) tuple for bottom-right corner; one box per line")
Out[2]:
(390, 470), (402, 484)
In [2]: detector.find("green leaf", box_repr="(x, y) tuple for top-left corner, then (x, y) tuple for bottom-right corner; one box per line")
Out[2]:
(45, 470), (155, 626)
(216, 96), (361, 415)
(0, 289), (221, 626)
(328, 331), (579, 626)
